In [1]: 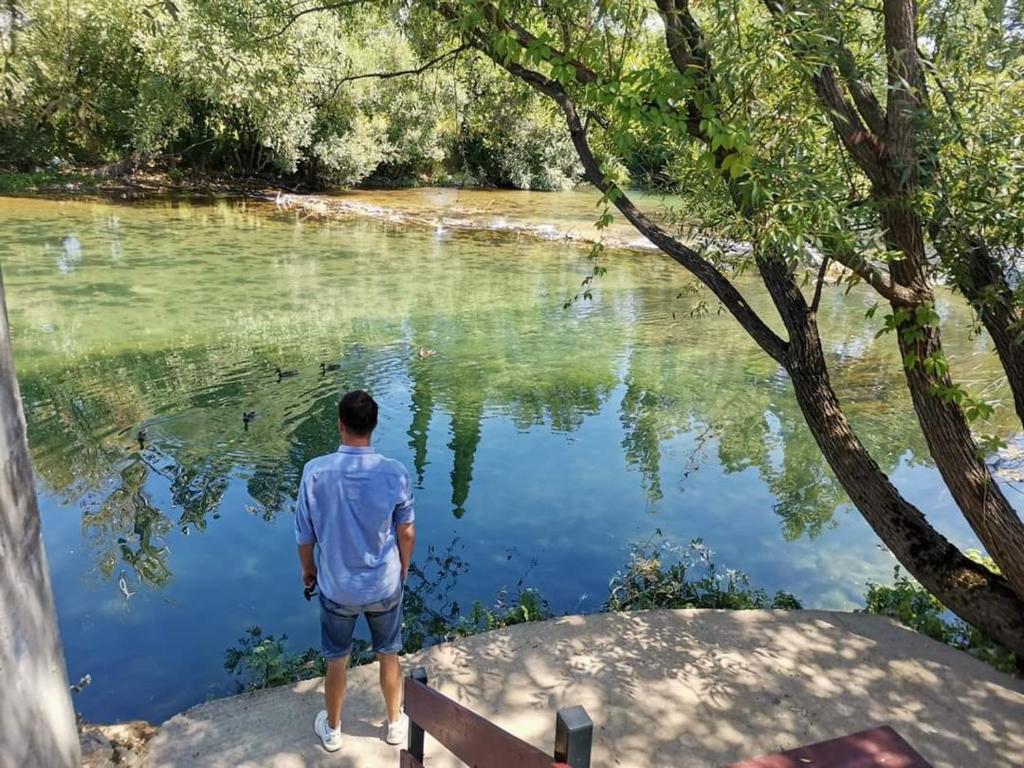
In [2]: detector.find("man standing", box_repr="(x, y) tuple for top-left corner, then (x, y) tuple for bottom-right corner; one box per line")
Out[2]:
(295, 390), (416, 751)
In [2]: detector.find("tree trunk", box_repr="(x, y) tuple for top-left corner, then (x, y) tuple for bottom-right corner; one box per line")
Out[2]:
(880, 205), (1024, 602)
(954, 236), (1024, 430)
(786, 335), (1024, 656)
(756, 257), (1024, 655)
(0, 274), (81, 767)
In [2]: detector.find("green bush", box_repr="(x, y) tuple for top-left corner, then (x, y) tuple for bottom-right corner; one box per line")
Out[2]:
(224, 626), (325, 692)
(606, 536), (802, 612)
(0, 1), (578, 189)
(0, 171), (73, 193)
(862, 565), (1018, 674)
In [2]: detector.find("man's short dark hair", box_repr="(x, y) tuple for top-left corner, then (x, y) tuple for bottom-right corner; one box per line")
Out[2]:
(338, 390), (378, 436)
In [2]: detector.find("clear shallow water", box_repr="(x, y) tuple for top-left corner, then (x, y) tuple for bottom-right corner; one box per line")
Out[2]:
(1, 191), (1019, 724)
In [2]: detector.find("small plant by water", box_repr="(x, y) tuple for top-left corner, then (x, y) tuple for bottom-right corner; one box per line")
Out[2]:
(224, 627), (325, 693)
(862, 564), (1019, 674)
(606, 535), (802, 612)
(224, 588), (552, 692)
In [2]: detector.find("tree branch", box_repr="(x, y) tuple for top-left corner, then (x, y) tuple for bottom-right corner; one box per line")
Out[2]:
(482, 56), (790, 364)
(763, 0), (888, 185)
(822, 238), (923, 304)
(882, 0), (923, 176)
(254, 0), (374, 42)
(811, 256), (829, 313)
(834, 45), (886, 137)
(322, 44), (469, 102)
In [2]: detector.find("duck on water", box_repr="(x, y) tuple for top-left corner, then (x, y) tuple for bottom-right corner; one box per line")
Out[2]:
(275, 366), (298, 381)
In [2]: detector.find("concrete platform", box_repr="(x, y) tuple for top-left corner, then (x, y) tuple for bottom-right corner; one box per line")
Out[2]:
(147, 610), (1024, 767)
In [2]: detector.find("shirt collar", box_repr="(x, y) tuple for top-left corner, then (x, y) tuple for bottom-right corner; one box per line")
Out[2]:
(337, 444), (375, 454)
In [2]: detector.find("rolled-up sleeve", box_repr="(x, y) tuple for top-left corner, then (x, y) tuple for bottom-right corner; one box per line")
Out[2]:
(394, 467), (415, 525)
(294, 469), (316, 545)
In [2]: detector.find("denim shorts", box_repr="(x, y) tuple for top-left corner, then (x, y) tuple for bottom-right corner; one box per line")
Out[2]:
(319, 586), (404, 660)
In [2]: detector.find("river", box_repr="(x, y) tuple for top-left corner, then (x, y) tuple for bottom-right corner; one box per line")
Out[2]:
(1, 189), (1018, 724)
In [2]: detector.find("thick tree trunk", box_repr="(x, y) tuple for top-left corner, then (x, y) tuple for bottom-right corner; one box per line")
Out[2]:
(880, 205), (1024, 602)
(954, 236), (1024, 430)
(787, 339), (1024, 656)
(756, 258), (1024, 655)
(0, 274), (81, 768)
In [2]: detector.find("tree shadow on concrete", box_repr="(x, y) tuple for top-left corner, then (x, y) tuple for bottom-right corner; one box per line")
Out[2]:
(418, 609), (1024, 768)
(148, 609), (1024, 767)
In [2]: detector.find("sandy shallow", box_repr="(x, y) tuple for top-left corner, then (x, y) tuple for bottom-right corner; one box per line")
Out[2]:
(147, 609), (1024, 767)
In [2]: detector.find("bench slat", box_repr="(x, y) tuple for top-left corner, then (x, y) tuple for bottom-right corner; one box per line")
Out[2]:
(723, 725), (932, 768)
(404, 676), (558, 768)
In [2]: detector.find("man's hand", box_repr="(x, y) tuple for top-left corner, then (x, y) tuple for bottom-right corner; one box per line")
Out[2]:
(302, 566), (317, 588)
(397, 522), (415, 586)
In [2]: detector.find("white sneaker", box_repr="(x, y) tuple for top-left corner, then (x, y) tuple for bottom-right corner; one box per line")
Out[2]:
(385, 712), (409, 745)
(314, 710), (343, 752)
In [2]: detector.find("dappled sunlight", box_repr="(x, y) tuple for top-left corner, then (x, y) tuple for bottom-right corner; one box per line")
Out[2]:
(416, 610), (1023, 767)
(149, 610), (1024, 766)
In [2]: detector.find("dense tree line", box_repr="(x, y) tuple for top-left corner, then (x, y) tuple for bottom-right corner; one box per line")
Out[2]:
(0, 1), (580, 189)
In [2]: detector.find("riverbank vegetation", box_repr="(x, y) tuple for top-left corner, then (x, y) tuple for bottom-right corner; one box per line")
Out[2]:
(224, 538), (1017, 693)
(0, 1), (579, 190)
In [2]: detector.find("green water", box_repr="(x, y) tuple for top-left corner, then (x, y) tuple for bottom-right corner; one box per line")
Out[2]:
(1, 190), (1017, 723)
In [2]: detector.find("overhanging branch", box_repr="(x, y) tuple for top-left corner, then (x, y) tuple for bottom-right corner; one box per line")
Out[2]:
(488, 57), (790, 364)
(322, 44), (470, 102)
(823, 239), (923, 304)
(254, 0), (374, 42)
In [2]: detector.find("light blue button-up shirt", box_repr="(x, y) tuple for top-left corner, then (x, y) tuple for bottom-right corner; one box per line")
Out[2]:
(294, 445), (415, 605)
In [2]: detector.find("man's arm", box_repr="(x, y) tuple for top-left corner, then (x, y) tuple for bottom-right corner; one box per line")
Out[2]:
(295, 468), (317, 587)
(298, 543), (316, 588)
(394, 465), (416, 584)
(397, 522), (415, 583)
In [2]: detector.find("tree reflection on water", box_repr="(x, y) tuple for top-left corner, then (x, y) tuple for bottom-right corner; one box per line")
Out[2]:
(21, 312), (952, 592)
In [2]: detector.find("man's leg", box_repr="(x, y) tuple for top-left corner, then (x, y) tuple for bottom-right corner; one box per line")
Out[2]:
(365, 586), (406, 737)
(325, 656), (349, 730)
(378, 653), (402, 722)
(318, 594), (357, 745)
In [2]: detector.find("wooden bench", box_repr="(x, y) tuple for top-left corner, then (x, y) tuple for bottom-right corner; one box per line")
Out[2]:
(399, 666), (930, 768)
(723, 725), (933, 767)
(399, 667), (593, 768)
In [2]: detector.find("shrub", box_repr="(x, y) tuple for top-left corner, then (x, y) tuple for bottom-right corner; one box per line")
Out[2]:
(224, 626), (325, 692)
(862, 566), (1018, 674)
(606, 536), (802, 612)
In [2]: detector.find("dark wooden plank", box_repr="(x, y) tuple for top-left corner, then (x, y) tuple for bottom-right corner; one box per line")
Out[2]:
(403, 676), (557, 768)
(400, 750), (424, 768)
(723, 726), (933, 768)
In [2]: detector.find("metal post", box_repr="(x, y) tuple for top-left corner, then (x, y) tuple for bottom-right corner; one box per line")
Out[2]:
(407, 666), (428, 761)
(554, 705), (593, 768)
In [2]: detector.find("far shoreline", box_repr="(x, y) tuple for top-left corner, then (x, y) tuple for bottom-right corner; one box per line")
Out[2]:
(0, 166), (561, 203)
